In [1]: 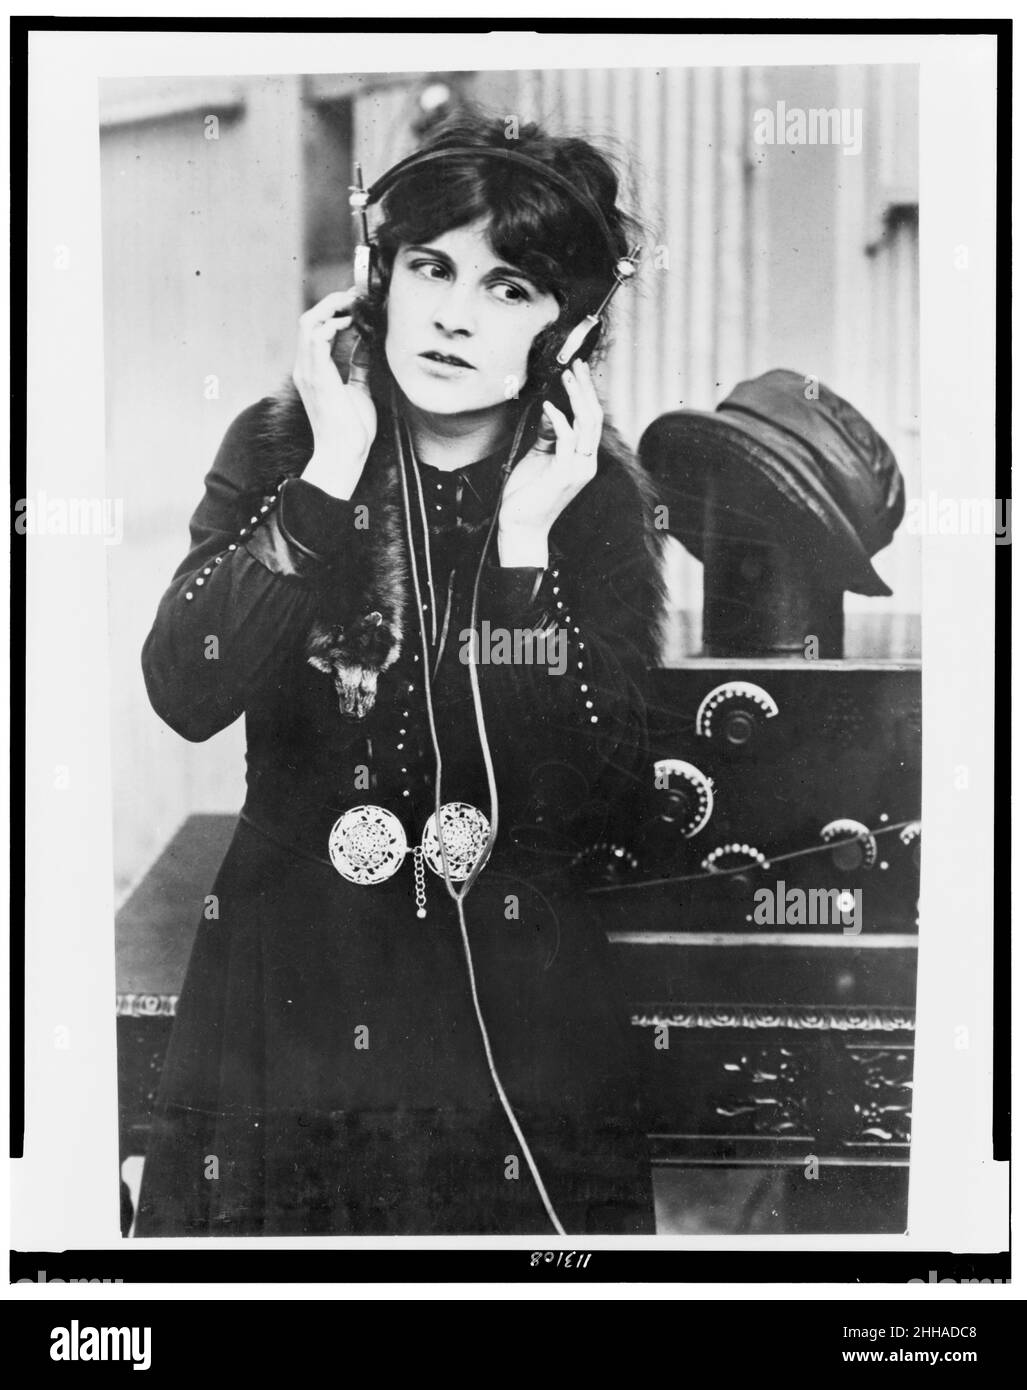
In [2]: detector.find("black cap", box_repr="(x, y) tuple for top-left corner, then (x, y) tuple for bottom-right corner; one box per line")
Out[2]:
(638, 369), (905, 597)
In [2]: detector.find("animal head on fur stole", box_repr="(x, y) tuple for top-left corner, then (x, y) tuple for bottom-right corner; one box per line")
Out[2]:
(307, 610), (404, 721)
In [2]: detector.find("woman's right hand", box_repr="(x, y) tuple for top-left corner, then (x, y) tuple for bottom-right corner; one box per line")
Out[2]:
(292, 288), (378, 500)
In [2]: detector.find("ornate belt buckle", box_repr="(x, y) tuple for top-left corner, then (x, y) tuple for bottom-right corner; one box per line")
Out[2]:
(328, 805), (408, 885)
(326, 801), (492, 919)
(420, 802), (492, 882)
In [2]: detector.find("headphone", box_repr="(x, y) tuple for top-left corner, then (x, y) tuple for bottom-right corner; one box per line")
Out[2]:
(348, 146), (642, 372)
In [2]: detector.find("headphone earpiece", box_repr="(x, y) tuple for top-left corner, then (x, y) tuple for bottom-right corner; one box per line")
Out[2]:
(353, 243), (385, 298)
(353, 242), (373, 298)
(556, 316), (603, 369)
(554, 250), (640, 369)
(349, 172), (381, 298)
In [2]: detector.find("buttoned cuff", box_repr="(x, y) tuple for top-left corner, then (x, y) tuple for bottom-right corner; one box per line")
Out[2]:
(477, 560), (549, 625)
(277, 477), (359, 559)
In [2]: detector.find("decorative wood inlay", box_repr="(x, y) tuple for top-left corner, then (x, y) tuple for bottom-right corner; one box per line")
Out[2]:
(610, 932), (918, 947)
(846, 1046), (914, 1144)
(117, 994), (178, 1018)
(631, 1007), (914, 1032)
(713, 1046), (812, 1136)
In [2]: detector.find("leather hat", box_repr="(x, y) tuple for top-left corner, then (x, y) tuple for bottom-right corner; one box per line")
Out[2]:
(638, 369), (906, 597)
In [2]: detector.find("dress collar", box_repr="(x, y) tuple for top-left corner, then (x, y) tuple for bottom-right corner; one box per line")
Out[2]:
(414, 441), (512, 476)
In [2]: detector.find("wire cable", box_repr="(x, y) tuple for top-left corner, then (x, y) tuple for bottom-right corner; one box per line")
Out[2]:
(431, 568), (456, 684)
(391, 392), (566, 1235)
(403, 415), (439, 646)
(586, 818), (921, 893)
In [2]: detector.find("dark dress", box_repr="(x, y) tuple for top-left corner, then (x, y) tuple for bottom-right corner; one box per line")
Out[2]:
(133, 393), (665, 1236)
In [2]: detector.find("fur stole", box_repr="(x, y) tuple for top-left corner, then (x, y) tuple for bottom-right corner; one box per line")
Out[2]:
(243, 379), (667, 719)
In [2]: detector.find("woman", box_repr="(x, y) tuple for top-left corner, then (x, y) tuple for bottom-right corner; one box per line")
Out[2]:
(134, 109), (667, 1237)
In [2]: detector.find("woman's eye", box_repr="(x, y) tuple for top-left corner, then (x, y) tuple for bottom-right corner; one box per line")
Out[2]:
(406, 259), (530, 301)
(490, 281), (529, 304)
(411, 259), (449, 280)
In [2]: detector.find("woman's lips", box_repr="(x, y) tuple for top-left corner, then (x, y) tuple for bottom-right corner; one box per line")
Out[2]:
(419, 351), (475, 374)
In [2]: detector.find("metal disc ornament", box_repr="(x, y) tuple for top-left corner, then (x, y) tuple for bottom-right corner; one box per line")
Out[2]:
(421, 802), (492, 882)
(328, 805), (408, 884)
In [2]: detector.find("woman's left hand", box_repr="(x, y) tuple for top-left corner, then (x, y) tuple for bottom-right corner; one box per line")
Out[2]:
(497, 359), (603, 565)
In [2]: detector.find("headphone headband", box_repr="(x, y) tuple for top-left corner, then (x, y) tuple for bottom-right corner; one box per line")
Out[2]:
(347, 144), (641, 373)
(351, 145), (622, 265)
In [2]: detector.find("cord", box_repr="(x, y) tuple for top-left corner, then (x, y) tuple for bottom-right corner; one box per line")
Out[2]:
(403, 415), (439, 646)
(431, 568), (456, 684)
(390, 391), (566, 1236)
(585, 818), (922, 894)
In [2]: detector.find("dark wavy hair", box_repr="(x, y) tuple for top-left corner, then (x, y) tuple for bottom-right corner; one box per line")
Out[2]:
(350, 106), (640, 410)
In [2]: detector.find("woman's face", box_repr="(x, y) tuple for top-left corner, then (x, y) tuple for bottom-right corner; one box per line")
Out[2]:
(384, 217), (561, 417)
